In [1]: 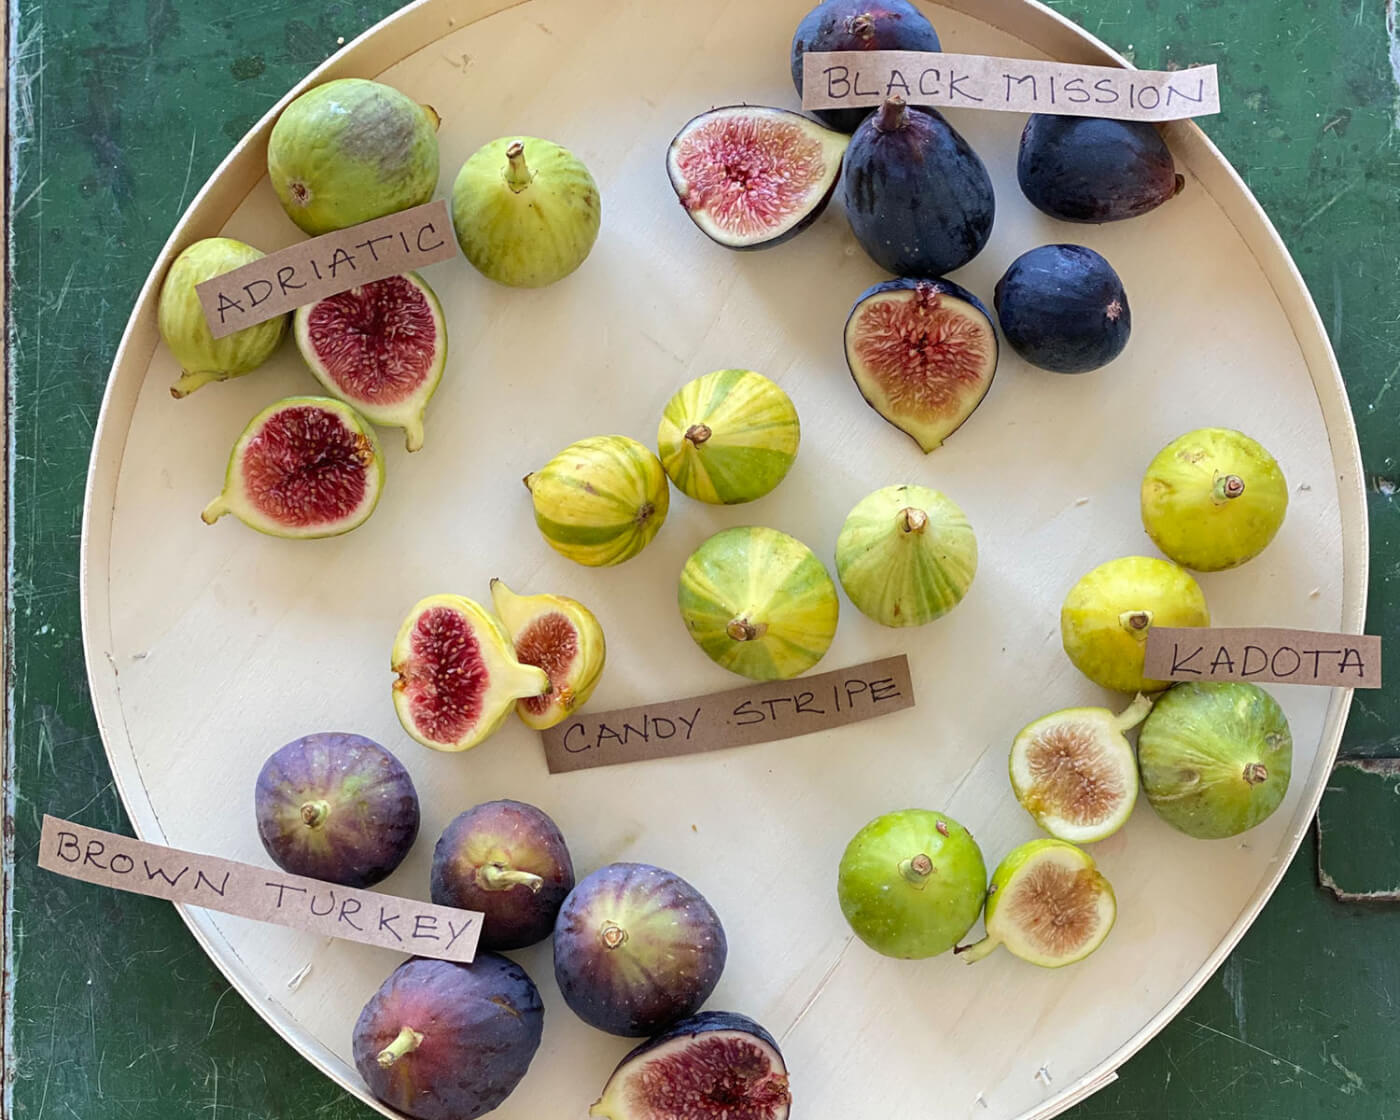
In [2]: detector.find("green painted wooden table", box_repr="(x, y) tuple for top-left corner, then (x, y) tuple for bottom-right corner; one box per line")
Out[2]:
(6, 0), (1399, 1115)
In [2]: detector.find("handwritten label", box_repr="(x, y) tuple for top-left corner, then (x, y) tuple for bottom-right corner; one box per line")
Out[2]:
(541, 655), (915, 774)
(802, 51), (1219, 121)
(38, 816), (482, 962)
(1144, 628), (1382, 688)
(195, 200), (458, 338)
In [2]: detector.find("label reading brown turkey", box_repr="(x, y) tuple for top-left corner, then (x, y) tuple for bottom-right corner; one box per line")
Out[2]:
(1144, 627), (1382, 688)
(195, 200), (458, 338)
(541, 655), (915, 773)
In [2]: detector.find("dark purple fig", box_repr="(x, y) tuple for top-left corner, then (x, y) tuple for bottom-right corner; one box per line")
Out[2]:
(995, 244), (1131, 374)
(667, 106), (849, 250)
(254, 732), (419, 888)
(352, 954), (543, 1120)
(790, 0), (942, 133)
(430, 799), (575, 951)
(843, 98), (996, 277)
(590, 1012), (792, 1120)
(554, 862), (727, 1037)
(844, 277), (998, 452)
(1018, 114), (1184, 223)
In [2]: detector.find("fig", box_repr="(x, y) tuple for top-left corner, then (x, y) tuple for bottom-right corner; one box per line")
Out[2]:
(201, 396), (384, 538)
(1009, 694), (1153, 845)
(554, 862), (727, 1037)
(956, 838), (1116, 967)
(391, 594), (550, 752)
(843, 98), (996, 277)
(1141, 428), (1289, 572)
(590, 1012), (791, 1120)
(293, 272), (447, 452)
(430, 799), (575, 951)
(526, 435), (670, 567)
(490, 579), (606, 730)
(666, 106), (848, 250)
(790, 0), (942, 133)
(158, 237), (288, 398)
(678, 526), (839, 682)
(1018, 114), (1184, 224)
(843, 277), (998, 452)
(1137, 682), (1292, 839)
(352, 954), (543, 1120)
(268, 78), (440, 236)
(254, 732), (419, 888)
(452, 137), (600, 288)
(656, 369), (801, 504)
(837, 809), (987, 959)
(835, 483), (977, 627)
(1060, 556), (1210, 694)
(994, 244), (1131, 374)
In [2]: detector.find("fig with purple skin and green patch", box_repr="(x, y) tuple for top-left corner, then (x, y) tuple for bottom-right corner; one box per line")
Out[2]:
(489, 579), (606, 730)
(995, 244), (1131, 373)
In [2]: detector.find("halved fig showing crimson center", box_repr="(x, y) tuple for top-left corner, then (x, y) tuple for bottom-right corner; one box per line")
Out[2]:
(490, 579), (607, 730)
(667, 106), (849, 250)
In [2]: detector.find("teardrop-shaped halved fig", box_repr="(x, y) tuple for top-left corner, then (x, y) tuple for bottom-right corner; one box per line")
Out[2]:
(294, 272), (447, 452)
(844, 278), (998, 453)
(202, 396), (384, 538)
(391, 594), (550, 752)
(667, 106), (848, 250)
(490, 579), (606, 730)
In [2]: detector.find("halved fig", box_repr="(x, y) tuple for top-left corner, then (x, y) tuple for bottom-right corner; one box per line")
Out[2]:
(590, 1011), (791, 1120)
(391, 594), (550, 752)
(294, 272), (447, 452)
(667, 106), (848, 250)
(490, 579), (606, 730)
(201, 396), (384, 538)
(1010, 694), (1153, 844)
(844, 278), (998, 452)
(956, 838), (1116, 967)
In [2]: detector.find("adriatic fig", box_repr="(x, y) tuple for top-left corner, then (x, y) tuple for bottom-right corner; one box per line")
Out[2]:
(490, 579), (606, 730)
(995, 244), (1131, 374)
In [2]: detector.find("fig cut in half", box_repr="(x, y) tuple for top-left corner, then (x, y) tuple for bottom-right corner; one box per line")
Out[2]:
(391, 594), (550, 752)
(202, 396), (383, 538)
(294, 272), (447, 452)
(1010, 693), (1153, 844)
(591, 1011), (791, 1120)
(667, 106), (849, 250)
(844, 278), (998, 453)
(490, 579), (606, 730)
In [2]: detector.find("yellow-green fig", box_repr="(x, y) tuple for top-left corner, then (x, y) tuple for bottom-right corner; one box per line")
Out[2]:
(490, 580), (606, 730)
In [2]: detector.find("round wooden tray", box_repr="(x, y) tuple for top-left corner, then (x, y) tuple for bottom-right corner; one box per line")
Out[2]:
(80, 0), (1367, 1117)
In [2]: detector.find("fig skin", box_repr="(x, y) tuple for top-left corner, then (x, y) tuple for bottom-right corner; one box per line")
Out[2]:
(352, 954), (544, 1120)
(430, 800), (575, 951)
(995, 244), (1131, 374)
(554, 862), (727, 1037)
(490, 579), (607, 730)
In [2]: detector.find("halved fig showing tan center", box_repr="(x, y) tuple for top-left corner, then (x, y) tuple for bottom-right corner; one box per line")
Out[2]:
(844, 277), (998, 453)
(202, 396), (383, 538)
(1009, 693), (1152, 844)
(490, 579), (607, 730)
(391, 594), (550, 752)
(667, 106), (849, 250)
(294, 272), (447, 452)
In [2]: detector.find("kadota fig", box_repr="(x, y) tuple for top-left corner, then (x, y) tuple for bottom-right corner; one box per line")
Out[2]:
(526, 436), (670, 567)
(202, 396), (383, 538)
(995, 245), (1131, 374)
(1138, 682), (1292, 839)
(1018, 115), (1183, 224)
(294, 272), (447, 452)
(268, 78), (440, 236)
(452, 136), (600, 287)
(657, 369), (801, 504)
(391, 594), (549, 752)
(158, 237), (288, 398)
(835, 484), (977, 627)
(1141, 428), (1288, 571)
(679, 526), (839, 681)
(1010, 694), (1153, 844)
(490, 579), (606, 729)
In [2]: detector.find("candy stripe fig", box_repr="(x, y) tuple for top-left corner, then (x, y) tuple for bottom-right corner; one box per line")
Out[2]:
(490, 579), (607, 730)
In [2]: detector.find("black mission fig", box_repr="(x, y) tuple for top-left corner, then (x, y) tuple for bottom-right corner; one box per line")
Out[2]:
(995, 244), (1131, 374)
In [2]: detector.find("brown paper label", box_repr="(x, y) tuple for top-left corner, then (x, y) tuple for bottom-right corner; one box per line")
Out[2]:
(196, 200), (458, 338)
(38, 816), (482, 961)
(802, 51), (1219, 121)
(541, 655), (915, 774)
(1143, 628), (1382, 688)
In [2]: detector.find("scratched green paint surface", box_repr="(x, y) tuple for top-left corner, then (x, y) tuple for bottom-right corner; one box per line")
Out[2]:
(6, 0), (1399, 1115)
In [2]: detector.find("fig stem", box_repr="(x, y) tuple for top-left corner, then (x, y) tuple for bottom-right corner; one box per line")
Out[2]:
(300, 800), (331, 829)
(420, 103), (442, 131)
(600, 921), (628, 950)
(376, 1025), (424, 1068)
(403, 415), (426, 453)
(685, 423), (712, 447)
(478, 864), (544, 894)
(200, 495), (230, 525)
(1243, 763), (1269, 786)
(848, 12), (877, 39)
(171, 369), (222, 399)
(505, 142), (533, 193)
(1119, 610), (1154, 640)
(954, 935), (1000, 963)
(898, 507), (928, 535)
(1215, 474), (1246, 502)
(726, 618), (767, 642)
(875, 97), (909, 133)
(898, 853), (935, 888)
(1113, 692), (1155, 733)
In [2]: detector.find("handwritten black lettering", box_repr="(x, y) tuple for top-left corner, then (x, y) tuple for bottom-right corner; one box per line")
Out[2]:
(214, 291), (244, 324)
(1339, 647), (1367, 678)
(947, 70), (983, 101)
(445, 916), (475, 950)
(1004, 73), (1037, 102)
(1302, 648), (1336, 676)
(1270, 646), (1302, 677)
(378, 909), (403, 942)
(651, 716), (677, 739)
(1171, 644), (1204, 675)
(397, 231), (411, 254)
(761, 697), (793, 721)
(1063, 76), (1090, 103)
(844, 679), (871, 706)
(1209, 647), (1236, 674)
(338, 897), (363, 930)
(310, 890), (336, 917)
(242, 278), (274, 308)
(55, 830), (81, 864)
(677, 708), (701, 739)
(1166, 79), (1206, 106)
(144, 859), (187, 887)
(621, 719), (648, 745)
(824, 65), (852, 99)
(1094, 77), (1120, 103)
(109, 853), (134, 875)
(276, 265), (304, 295)
(563, 723), (589, 753)
(266, 882), (307, 908)
(355, 233), (396, 262)
(918, 68), (941, 96)
(1047, 75), (1057, 104)
(869, 677), (900, 704)
(596, 724), (623, 748)
(194, 869), (229, 897)
(795, 691), (825, 716)
(885, 69), (911, 97)
(416, 223), (447, 253)
(310, 259), (323, 282)
(83, 840), (108, 870)
(1136, 84), (1162, 110)
(327, 247), (356, 279)
(1241, 646), (1268, 677)
(853, 69), (880, 97)
(413, 915), (440, 941)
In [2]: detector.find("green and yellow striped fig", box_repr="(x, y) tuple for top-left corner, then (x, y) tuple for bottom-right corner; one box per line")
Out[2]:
(490, 579), (606, 730)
